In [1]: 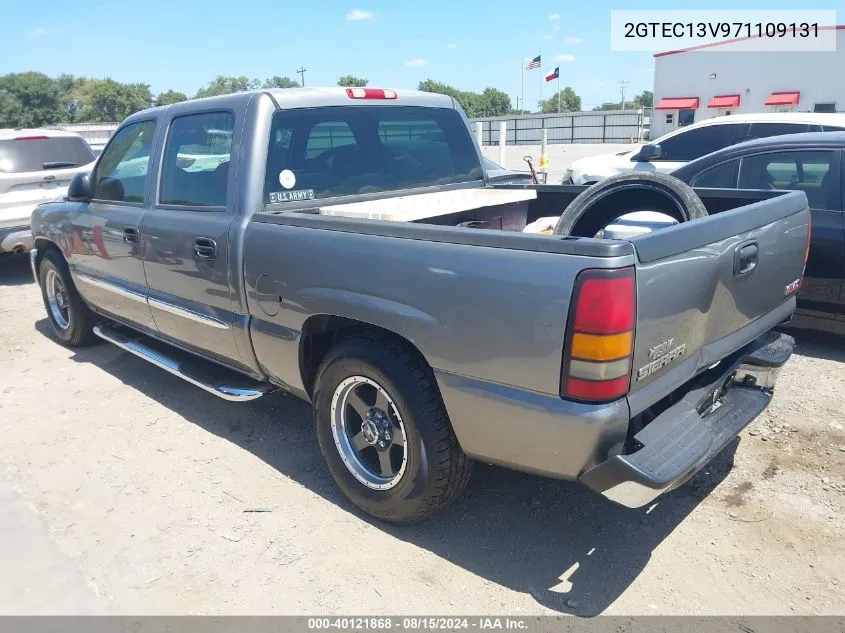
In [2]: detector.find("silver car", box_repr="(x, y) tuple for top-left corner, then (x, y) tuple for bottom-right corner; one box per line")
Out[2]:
(0, 129), (96, 255)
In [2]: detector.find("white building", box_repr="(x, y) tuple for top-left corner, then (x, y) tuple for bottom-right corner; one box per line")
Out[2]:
(651, 25), (844, 138)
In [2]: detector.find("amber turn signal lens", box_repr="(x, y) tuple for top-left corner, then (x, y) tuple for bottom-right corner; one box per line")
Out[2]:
(570, 331), (633, 362)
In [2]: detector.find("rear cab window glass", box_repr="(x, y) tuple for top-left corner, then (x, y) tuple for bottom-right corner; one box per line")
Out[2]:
(264, 105), (483, 204)
(92, 120), (157, 203)
(160, 111), (235, 207)
(0, 135), (95, 173)
(738, 150), (839, 209)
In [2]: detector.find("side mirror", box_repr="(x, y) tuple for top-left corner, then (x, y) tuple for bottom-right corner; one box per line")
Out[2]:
(635, 144), (662, 162)
(67, 172), (93, 202)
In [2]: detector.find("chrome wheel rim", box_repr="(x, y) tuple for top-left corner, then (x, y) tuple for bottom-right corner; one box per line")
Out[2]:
(330, 376), (408, 490)
(45, 269), (70, 330)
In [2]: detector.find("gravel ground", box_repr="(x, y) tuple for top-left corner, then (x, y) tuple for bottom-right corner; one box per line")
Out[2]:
(0, 253), (843, 616)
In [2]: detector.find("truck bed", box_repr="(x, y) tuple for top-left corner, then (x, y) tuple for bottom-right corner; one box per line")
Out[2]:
(247, 187), (809, 481)
(284, 182), (790, 234)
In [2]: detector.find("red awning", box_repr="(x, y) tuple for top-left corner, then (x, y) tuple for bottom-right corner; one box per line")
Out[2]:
(707, 94), (741, 108)
(654, 97), (700, 110)
(765, 91), (800, 106)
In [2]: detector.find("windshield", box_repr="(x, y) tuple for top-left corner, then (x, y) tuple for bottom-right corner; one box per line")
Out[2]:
(0, 136), (95, 173)
(264, 105), (483, 203)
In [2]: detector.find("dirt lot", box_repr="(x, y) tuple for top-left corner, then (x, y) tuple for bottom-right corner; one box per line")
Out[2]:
(0, 254), (843, 616)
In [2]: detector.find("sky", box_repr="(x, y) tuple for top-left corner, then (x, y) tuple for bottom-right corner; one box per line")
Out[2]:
(0, 0), (839, 110)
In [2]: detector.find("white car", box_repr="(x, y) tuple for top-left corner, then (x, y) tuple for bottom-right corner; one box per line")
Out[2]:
(0, 129), (96, 254)
(563, 112), (845, 185)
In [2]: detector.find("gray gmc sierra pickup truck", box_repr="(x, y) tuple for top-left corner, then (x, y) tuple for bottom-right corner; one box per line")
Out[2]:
(29, 87), (810, 523)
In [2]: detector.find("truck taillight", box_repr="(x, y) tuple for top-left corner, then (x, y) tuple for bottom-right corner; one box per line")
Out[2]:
(346, 88), (397, 100)
(562, 267), (636, 403)
(14, 135), (49, 141)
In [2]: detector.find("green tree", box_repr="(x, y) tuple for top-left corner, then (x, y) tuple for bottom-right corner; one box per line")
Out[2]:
(0, 90), (25, 127)
(0, 72), (61, 127)
(337, 75), (368, 87)
(539, 86), (581, 113)
(155, 89), (188, 107)
(76, 79), (152, 122)
(263, 76), (299, 89)
(195, 75), (259, 98)
(477, 87), (512, 117)
(417, 79), (511, 118)
(631, 90), (653, 108)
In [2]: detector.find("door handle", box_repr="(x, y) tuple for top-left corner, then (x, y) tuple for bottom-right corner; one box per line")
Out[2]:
(123, 226), (139, 244)
(193, 237), (216, 260)
(734, 241), (759, 276)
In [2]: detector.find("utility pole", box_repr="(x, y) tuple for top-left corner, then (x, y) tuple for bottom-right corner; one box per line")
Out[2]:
(619, 80), (629, 110)
(297, 66), (307, 87)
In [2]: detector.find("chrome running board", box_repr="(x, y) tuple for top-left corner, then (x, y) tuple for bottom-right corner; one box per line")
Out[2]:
(93, 322), (275, 402)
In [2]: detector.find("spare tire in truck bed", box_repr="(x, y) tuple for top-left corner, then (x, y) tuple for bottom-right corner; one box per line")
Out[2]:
(553, 171), (709, 238)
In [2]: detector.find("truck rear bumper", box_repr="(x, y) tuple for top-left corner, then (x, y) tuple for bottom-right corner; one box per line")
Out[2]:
(579, 330), (794, 508)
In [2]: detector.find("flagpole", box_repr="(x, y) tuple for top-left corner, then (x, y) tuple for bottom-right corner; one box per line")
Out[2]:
(557, 73), (561, 113)
(521, 60), (524, 114)
(539, 49), (543, 111)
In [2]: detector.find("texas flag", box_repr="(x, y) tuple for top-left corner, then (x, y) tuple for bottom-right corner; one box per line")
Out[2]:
(545, 67), (559, 82)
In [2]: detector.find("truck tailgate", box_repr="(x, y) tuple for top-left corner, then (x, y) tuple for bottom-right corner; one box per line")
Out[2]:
(627, 190), (809, 415)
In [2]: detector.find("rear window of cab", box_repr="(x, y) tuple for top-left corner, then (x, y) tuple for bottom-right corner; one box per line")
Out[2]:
(263, 105), (483, 204)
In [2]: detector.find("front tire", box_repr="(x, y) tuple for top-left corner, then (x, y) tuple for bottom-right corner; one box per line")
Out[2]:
(314, 332), (472, 524)
(37, 250), (97, 347)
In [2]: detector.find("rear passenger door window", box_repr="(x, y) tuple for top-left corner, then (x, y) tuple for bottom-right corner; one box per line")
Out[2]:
(690, 159), (740, 188)
(737, 150), (839, 210)
(159, 111), (234, 208)
(654, 124), (746, 162)
(747, 122), (810, 140)
(92, 120), (157, 203)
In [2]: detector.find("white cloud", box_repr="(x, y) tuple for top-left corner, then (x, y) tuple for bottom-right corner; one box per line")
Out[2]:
(548, 12), (560, 20)
(552, 24), (560, 30)
(445, 43), (457, 49)
(543, 34), (553, 40)
(405, 58), (429, 67)
(553, 54), (576, 62)
(565, 36), (583, 45)
(32, 27), (48, 36)
(345, 9), (373, 20)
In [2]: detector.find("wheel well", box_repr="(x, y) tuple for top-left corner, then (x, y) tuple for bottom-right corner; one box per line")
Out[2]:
(32, 238), (62, 276)
(299, 315), (428, 399)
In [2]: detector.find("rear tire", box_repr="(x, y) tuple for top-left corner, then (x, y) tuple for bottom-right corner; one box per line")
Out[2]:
(313, 332), (472, 524)
(554, 171), (708, 237)
(37, 249), (97, 347)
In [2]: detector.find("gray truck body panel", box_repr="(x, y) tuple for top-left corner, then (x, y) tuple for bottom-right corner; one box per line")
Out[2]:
(29, 88), (809, 499)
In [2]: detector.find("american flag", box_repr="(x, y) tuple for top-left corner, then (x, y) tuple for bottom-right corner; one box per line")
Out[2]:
(525, 55), (541, 70)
